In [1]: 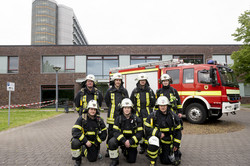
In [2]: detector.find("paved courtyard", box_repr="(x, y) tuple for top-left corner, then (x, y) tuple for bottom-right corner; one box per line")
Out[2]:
(0, 107), (250, 166)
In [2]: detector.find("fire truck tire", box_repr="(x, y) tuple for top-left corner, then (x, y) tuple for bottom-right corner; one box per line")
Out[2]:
(186, 103), (207, 124)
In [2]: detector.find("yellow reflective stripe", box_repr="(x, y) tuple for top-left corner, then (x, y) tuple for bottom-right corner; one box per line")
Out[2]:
(94, 94), (97, 101)
(137, 127), (143, 131)
(76, 107), (80, 111)
(147, 149), (158, 155)
(101, 127), (107, 131)
(123, 130), (133, 134)
(177, 105), (182, 109)
(161, 139), (171, 144)
(144, 139), (148, 144)
(131, 144), (138, 148)
(132, 136), (138, 143)
(117, 134), (124, 141)
(145, 122), (153, 128)
(146, 92), (150, 106)
(107, 118), (114, 124)
(89, 141), (95, 144)
(174, 138), (181, 144)
(73, 125), (83, 131)
(178, 91), (222, 96)
(86, 131), (95, 135)
(160, 128), (170, 132)
(110, 93), (115, 119)
(146, 107), (150, 115)
(97, 135), (102, 143)
(143, 118), (147, 122)
(136, 111), (139, 117)
(113, 125), (121, 131)
(150, 118), (153, 126)
(84, 148), (87, 156)
(152, 128), (157, 136)
(175, 124), (181, 130)
(226, 89), (240, 94)
(83, 95), (87, 109)
(80, 98), (82, 106)
(79, 134), (84, 141)
(160, 93), (163, 96)
(136, 93), (140, 107)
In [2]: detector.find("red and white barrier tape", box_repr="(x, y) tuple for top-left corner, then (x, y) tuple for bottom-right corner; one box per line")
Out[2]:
(0, 100), (55, 109)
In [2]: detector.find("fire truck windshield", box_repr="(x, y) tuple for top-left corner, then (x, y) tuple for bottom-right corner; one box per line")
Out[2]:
(218, 67), (239, 87)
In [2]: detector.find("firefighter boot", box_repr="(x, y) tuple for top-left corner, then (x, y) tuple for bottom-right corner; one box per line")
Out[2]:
(110, 159), (119, 166)
(74, 159), (81, 166)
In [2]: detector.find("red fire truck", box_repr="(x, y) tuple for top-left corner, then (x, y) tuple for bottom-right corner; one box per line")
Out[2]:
(110, 60), (241, 124)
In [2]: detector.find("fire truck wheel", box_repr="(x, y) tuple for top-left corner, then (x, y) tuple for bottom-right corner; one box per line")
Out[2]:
(186, 103), (207, 124)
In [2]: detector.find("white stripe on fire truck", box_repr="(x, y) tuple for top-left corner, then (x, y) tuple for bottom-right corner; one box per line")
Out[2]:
(226, 89), (240, 95)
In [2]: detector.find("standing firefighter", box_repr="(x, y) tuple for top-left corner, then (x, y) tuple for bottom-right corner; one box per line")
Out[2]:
(145, 96), (182, 166)
(156, 74), (183, 128)
(74, 74), (103, 116)
(130, 73), (156, 154)
(105, 73), (129, 157)
(71, 100), (107, 166)
(108, 98), (143, 166)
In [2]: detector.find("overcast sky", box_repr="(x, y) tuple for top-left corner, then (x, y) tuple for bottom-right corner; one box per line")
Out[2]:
(0, 0), (249, 45)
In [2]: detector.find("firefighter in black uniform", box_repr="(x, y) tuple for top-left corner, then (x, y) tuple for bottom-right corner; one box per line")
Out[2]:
(105, 73), (129, 157)
(130, 73), (155, 154)
(156, 74), (183, 128)
(108, 98), (143, 166)
(74, 74), (103, 116)
(71, 100), (107, 166)
(145, 96), (182, 166)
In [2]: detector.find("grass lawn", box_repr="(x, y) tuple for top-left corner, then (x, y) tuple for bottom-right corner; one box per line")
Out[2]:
(0, 109), (63, 132)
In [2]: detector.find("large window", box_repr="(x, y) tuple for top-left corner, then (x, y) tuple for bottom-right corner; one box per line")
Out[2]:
(173, 55), (203, 64)
(87, 56), (119, 79)
(212, 55), (233, 65)
(8, 56), (19, 73)
(42, 56), (75, 73)
(166, 70), (180, 84)
(130, 55), (161, 65)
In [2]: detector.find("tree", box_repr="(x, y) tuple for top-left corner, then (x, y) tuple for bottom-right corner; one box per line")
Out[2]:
(231, 10), (250, 83)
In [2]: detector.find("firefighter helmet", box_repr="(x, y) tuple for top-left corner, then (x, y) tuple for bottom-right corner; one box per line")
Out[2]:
(148, 136), (159, 147)
(136, 73), (148, 81)
(160, 74), (171, 81)
(112, 73), (123, 81)
(87, 100), (98, 109)
(121, 98), (134, 108)
(156, 96), (170, 105)
(86, 74), (95, 82)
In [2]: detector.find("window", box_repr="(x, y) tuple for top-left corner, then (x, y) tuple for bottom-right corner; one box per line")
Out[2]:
(166, 70), (180, 84)
(87, 56), (119, 79)
(183, 68), (194, 83)
(130, 55), (161, 65)
(8, 56), (19, 73)
(198, 70), (212, 84)
(173, 55), (203, 64)
(212, 55), (233, 65)
(42, 56), (75, 73)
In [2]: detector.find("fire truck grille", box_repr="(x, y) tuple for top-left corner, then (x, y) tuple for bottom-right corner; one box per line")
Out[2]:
(227, 94), (241, 101)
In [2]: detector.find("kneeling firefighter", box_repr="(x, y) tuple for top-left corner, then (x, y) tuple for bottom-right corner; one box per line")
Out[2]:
(144, 96), (182, 166)
(71, 100), (107, 166)
(108, 98), (143, 166)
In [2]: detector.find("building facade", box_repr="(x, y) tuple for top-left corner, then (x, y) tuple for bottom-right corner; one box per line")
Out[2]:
(0, 45), (249, 107)
(31, 0), (88, 45)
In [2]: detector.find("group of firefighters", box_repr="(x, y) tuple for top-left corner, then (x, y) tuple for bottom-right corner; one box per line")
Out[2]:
(71, 72), (183, 166)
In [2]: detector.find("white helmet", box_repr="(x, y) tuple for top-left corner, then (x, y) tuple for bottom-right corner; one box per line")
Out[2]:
(87, 100), (98, 109)
(156, 96), (170, 106)
(160, 74), (171, 81)
(135, 73), (148, 81)
(86, 74), (95, 82)
(112, 73), (123, 81)
(148, 136), (159, 147)
(121, 98), (134, 108)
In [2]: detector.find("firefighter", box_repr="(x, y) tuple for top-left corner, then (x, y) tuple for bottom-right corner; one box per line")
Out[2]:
(145, 96), (182, 166)
(108, 98), (143, 166)
(105, 73), (129, 157)
(71, 100), (107, 166)
(74, 74), (103, 116)
(156, 74), (183, 128)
